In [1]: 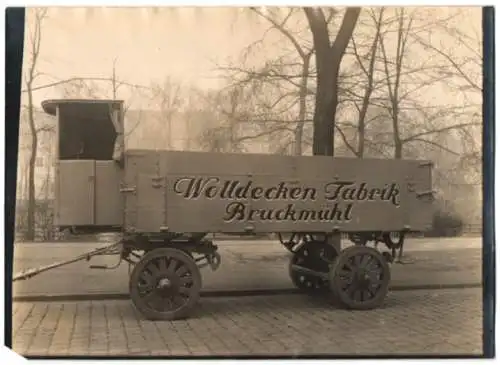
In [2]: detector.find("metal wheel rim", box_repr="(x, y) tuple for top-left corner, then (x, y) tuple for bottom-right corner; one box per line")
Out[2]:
(331, 247), (390, 306)
(130, 249), (201, 318)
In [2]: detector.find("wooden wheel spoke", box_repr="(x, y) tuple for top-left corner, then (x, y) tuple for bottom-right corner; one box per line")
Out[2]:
(367, 284), (379, 297)
(179, 276), (193, 285)
(148, 261), (161, 275)
(175, 265), (189, 277)
(142, 289), (158, 303)
(344, 260), (354, 271)
(360, 289), (372, 301)
(138, 284), (154, 297)
(345, 283), (357, 299)
(359, 254), (371, 268)
(171, 295), (187, 307)
(139, 270), (154, 285)
(353, 289), (363, 302)
(339, 268), (353, 278)
(157, 297), (171, 311)
(167, 259), (178, 274)
(178, 286), (192, 295)
(157, 257), (168, 273)
(365, 257), (378, 271)
(367, 271), (382, 284)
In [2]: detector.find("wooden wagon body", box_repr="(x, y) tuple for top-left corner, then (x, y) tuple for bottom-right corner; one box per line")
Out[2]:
(56, 149), (433, 235)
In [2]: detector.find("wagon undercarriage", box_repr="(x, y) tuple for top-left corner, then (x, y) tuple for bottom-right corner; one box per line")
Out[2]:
(15, 230), (405, 321)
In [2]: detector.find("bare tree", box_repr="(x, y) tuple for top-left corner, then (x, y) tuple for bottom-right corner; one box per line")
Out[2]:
(149, 78), (183, 150)
(248, 7), (316, 156)
(23, 7), (48, 240)
(335, 7), (385, 158)
(197, 86), (251, 153)
(376, 7), (480, 159)
(410, 8), (482, 177)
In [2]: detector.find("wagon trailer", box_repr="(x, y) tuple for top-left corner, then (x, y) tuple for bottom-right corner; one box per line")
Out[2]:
(14, 99), (435, 321)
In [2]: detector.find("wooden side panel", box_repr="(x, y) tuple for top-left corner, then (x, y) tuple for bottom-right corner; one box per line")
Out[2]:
(123, 150), (165, 232)
(55, 160), (95, 226)
(124, 150), (434, 234)
(135, 174), (166, 232)
(95, 161), (123, 226)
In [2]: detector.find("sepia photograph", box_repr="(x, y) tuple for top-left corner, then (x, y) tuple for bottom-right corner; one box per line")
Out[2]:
(5, 4), (492, 359)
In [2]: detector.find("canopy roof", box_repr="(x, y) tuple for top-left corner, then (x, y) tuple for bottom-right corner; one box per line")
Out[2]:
(41, 99), (124, 116)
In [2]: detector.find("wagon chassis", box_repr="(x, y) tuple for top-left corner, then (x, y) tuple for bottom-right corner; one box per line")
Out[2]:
(14, 229), (406, 321)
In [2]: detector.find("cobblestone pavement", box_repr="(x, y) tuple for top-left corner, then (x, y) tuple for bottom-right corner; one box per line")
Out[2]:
(12, 288), (483, 357)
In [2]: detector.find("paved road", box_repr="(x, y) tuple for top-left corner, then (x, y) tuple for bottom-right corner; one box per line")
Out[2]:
(12, 238), (482, 298)
(12, 288), (483, 357)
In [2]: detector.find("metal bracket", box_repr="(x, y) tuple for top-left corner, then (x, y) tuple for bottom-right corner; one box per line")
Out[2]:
(419, 161), (434, 168)
(244, 225), (255, 233)
(196, 252), (222, 271)
(208, 252), (222, 271)
(416, 190), (436, 199)
(119, 184), (136, 194)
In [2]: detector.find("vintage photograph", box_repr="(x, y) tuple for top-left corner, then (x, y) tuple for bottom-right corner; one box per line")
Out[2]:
(11, 6), (485, 357)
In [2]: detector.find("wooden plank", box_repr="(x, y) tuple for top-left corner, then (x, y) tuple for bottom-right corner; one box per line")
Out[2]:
(55, 160), (95, 226)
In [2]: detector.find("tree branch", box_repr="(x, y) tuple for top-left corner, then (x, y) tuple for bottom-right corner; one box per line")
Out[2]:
(405, 137), (461, 156)
(22, 77), (151, 93)
(250, 7), (309, 59)
(403, 122), (481, 142)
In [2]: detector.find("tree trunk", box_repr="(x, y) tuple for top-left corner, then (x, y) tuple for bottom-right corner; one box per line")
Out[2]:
(304, 7), (361, 157)
(391, 95), (403, 159)
(312, 58), (338, 156)
(392, 109), (403, 159)
(394, 136), (403, 159)
(294, 54), (312, 156)
(26, 89), (38, 241)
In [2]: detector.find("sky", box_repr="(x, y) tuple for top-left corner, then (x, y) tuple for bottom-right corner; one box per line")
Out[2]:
(24, 7), (275, 107)
(20, 6), (483, 157)
(23, 6), (482, 109)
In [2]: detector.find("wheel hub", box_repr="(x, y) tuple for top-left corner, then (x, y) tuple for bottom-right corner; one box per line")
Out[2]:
(354, 269), (371, 289)
(155, 275), (180, 297)
(157, 277), (172, 289)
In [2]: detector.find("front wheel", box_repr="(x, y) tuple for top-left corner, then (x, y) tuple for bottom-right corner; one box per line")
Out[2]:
(129, 248), (202, 321)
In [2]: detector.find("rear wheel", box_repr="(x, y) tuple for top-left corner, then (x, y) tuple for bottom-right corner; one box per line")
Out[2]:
(329, 245), (391, 310)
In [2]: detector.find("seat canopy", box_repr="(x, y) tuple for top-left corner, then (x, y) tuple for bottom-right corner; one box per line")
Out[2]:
(41, 99), (124, 161)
